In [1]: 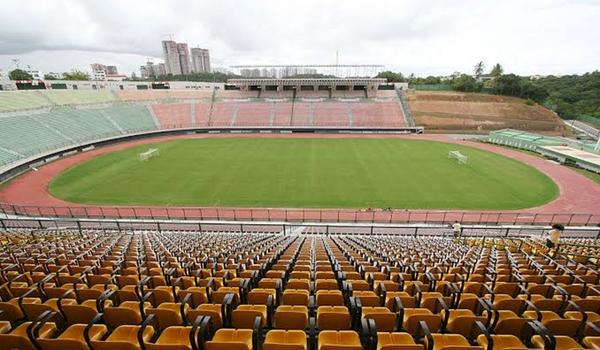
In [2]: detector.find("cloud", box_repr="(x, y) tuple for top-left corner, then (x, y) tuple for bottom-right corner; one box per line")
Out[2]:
(0, 0), (598, 76)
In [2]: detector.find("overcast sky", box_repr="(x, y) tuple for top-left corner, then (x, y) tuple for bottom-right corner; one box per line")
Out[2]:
(0, 0), (598, 77)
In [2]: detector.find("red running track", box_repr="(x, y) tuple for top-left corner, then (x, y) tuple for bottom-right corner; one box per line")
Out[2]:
(1, 133), (599, 223)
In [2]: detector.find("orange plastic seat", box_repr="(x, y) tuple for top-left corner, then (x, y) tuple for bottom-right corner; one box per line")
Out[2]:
(318, 330), (362, 350)
(0, 321), (57, 350)
(187, 303), (226, 329)
(582, 336), (600, 349)
(37, 324), (107, 350)
(90, 324), (154, 350)
(531, 335), (584, 350)
(232, 305), (267, 329)
(376, 332), (424, 350)
(316, 290), (344, 306)
(274, 305), (309, 330)
(476, 334), (527, 350)
(105, 301), (152, 328)
(247, 288), (276, 305)
(424, 333), (481, 350)
(317, 306), (351, 330)
(144, 326), (198, 350)
(282, 289), (310, 306)
(263, 330), (307, 350)
(362, 307), (397, 332)
(205, 329), (253, 350)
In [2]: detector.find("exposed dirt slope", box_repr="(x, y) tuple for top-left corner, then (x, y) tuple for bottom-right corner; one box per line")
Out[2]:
(407, 91), (565, 134)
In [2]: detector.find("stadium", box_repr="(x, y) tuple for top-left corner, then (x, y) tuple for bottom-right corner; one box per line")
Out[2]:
(0, 1), (600, 348)
(0, 76), (599, 350)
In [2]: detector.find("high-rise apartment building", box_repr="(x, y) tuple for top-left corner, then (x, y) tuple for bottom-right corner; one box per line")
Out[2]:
(162, 40), (181, 75)
(162, 40), (210, 76)
(177, 43), (191, 75)
(191, 48), (211, 73)
(162, 40), (192, 75)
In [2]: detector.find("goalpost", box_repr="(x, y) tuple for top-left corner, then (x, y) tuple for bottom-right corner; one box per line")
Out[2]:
(448, 150), (468, 164)
(138, 148), (160, 161)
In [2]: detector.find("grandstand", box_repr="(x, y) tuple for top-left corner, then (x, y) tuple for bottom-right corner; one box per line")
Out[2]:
(151, 103), (194, 129)
(484, 129), (564, 151)
(0, 83), (416, 171)
(484, 129), (600, 155)
(42, 90), (116, 105)
(0, 224), (597, 350)
(0, 91), (52, 112)
(0, 103), (158, 167)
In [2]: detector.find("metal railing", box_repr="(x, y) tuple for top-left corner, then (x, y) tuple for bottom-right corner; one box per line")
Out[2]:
(1, 203), (599, 226)
(2, 216), (599, 240)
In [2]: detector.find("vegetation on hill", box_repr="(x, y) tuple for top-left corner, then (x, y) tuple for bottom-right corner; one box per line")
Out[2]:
(534, 72), (600, 120)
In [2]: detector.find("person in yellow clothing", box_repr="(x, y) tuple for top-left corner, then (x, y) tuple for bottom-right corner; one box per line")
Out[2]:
(545, 223), (564, 256)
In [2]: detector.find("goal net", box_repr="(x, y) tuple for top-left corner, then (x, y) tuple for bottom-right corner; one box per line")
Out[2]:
(138, 148), (160, 161)
(448, 150), (468, 164)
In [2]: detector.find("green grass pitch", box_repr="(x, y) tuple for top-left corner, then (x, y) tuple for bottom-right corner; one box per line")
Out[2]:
(49, 138), (559, 209)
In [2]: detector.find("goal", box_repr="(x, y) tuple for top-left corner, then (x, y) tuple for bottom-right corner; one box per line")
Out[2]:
(138, 148), (160, 161)
(448, 150), (468, 164)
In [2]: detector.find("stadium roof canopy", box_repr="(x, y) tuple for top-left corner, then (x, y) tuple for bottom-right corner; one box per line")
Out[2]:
(228, 78), (387, 87)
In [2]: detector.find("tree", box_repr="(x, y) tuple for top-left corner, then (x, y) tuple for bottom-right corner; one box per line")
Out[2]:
(375, 71), (406, 82)
(423, 76), (441, 84)
(520, 80), (548, 103)
(63, 70), (90, 81)
(9, 69), (33, 80)
(43, 74), (57, 80)
(492, 74), (522, 96)
(490, 63), (503, 78)
(473, 61), (485, 79)
(452, 74), (482, 92)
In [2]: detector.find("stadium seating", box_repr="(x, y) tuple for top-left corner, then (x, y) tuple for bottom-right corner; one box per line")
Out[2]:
(195, 103), (211, 126)
(29, 107), (123, 143)
(0, 114), (72, 159)
(169, 90), (213, 100)
(352, 102), (406, 127)
(151, 103), (194, 129)
(234, 103), (272, 127)
(0, 91), (52, 112)
(209, 102), (237, 127)
(0, 103), (158, 167)
(314, 102), (351, 127)
(116, 90), (171, 101)
(105, 104), (158, 133)
(272, 102), (294, 126)
(291, 102), (314, 127)
(0, 89), (410, 168)
(0, 230), (597, 350)
(42, 90), (116, 105)
(215, 90), (258, 99)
